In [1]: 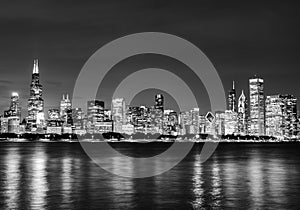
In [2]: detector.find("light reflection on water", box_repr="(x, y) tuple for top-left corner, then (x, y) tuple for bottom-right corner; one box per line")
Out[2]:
(4, 147), (21, 209)
(30, 147), (48, 209)
(0, 143), (299, 209)
(191, 153), (204, 209)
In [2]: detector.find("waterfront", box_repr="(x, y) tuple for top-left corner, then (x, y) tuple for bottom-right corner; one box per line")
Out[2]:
(0, 142), (299, 209)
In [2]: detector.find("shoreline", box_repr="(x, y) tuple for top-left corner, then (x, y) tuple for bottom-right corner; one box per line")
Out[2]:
(0, 138), (299, 143)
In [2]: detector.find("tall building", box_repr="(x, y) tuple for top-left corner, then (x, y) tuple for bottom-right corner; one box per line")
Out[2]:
(191, 108), (200, 134)
(4, 92), (21, 118)
(87, 100), (105, 123)
(60, 94), (72, 125)
(111, 98), (126, 133)
(265, 95), (284, 137)
(215, 111), (225, 136)
(72, 108), (84, 129)
(228, 81), (237, 112)
(163, 109), (178, 135)
(154, 94), (164, 133)
(237, 90), (248, 135)
(46, 109), (63, 135)
(249, 77), (265, 136)
(27, 59), (45, 131)
(281, 94), (298, 138)
(155, 94), (164, 110)
(224, 110), (238, 135)
(179, 111), (192, 135)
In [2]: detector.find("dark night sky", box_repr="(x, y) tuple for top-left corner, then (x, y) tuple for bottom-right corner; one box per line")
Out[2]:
(0, 0), (299, 116)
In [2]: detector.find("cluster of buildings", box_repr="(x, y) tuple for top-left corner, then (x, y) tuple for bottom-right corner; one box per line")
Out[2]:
(0, 59), (299, 140)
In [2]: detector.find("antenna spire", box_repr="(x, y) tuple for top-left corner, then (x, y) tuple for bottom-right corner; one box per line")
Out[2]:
(33, 59), (39, 74)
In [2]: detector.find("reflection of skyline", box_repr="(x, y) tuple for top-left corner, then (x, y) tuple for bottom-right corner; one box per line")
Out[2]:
(4, 147), (21, 209)
(0, 143), (300, 209)
(30, 148), (48, 209)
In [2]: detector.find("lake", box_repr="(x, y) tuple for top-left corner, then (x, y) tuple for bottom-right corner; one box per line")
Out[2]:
(0, 142), (299, 209)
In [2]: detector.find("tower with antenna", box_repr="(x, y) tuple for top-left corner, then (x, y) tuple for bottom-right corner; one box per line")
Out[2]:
(27, 59), (45, 131)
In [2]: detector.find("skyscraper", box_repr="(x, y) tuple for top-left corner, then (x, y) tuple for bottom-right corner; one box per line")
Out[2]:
(155, 94), (164, 110)
(249, 77), (265, 136)
(237, 90), (248, 135)
(111, 98), (126, 133)
(228, 81), (237, 112)
(154, 94), (164, 133)
(60, 94), (72, 125)
(27, 59), (45, 131)
(281, 94), (298, 138)
(224, 110), (238, 135)
(265, 95), (284, 137)
(191, 108), (200, 134)
(87, 100), (105, 123)
(4, 92), (21, 118)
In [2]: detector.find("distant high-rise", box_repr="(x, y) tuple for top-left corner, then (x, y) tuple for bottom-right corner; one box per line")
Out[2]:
(4, 92), (21, 118)
(155, 94), (164, 110)
(281, 95), (298, 138)
(265, 95), (284, 137)
(224, 110), (238, 135)
(111, 98), (126, 132)
(191, 108), (200, 134)
(87, 100), (105, 123)
(27, 59), (45, 131)
(60, 94), (72, 125)
(237, 90), (248, 135)
(154, 94), (164, 133)
(228, 81), (237, 112)
(249, 77), (265, 136)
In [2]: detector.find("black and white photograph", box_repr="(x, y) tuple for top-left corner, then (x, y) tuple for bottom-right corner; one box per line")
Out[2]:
(0, 0), (299, 209)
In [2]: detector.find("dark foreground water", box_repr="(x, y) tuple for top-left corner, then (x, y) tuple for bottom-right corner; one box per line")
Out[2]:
(0, 142), (300, 209)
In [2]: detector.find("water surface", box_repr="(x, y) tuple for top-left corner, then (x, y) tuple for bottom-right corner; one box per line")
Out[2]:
(0, 142), (299, 209)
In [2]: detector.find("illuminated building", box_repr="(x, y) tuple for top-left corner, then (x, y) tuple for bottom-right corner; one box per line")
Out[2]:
(179, 111), (190, 135)
(155, 94), (164, 110)
(46, 109), (63, 134)
(27, 59), (45, 131)
(198, 115), (206, 134)
(8, 117), (20, 134)
(237, 90), (248, 135)
(281, 94), (298, 138)
(0, 117), (8, 133)
(1, 92), (21, 133)
(104, 109), (111, 121)
(72, 108), (84, 129)
(265, 95), (283, 137)
(191, 108), (200, 134)
(60, 94), (72, 125)
(121, 124), (135, 135)
(224, 110), (238, 135)
(205, 112), (215, 135)
(163, 109), (178, 135)
(94, 121), (113, 134)
(111, 98), (126, 133)
(87, 100), (105, 123)
(228, 81), (237, 112)
(154, 94), (164, 133)
(249, 77), (265, 136)
(5, 92), (21, 118)
(215, 111), (225, 136)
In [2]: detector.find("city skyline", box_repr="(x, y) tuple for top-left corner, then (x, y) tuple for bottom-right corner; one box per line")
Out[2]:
(0, 59), (298, 139)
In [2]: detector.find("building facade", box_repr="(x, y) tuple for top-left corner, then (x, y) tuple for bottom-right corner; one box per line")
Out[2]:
(265, 95), (284, 137)
(237, 90), (248, 135)
(27, 59), (45, 131)
(249, 77), (265, 136)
